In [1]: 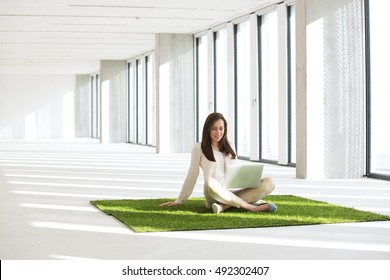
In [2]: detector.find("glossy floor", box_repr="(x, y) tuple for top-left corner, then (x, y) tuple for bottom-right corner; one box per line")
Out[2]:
(1, 140), (389, 260)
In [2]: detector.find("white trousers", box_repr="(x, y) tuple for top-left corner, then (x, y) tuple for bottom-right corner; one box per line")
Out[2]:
(204, 177), (276, 209)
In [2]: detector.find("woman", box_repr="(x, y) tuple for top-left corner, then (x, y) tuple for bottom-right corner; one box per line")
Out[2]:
(160, 112), (277, 213)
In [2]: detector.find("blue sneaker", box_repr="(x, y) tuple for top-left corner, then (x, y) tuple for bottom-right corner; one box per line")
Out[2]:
(252, 200), (277, 212)
(266, 202), (278, 212)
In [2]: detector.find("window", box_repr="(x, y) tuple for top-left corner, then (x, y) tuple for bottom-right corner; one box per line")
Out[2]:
(288, 5), (296, 164)
(215, 28), (229, 117)
(127, 62), (137, 143)
(367, 0), (390, 179)
(235, 20), (251, 158)
(91, 74), (100, 139)
(196, 35), (209, 141)
(146, 54), (156, 146)
(259, 11), (279, 162)
(136, 59), (146, 144)
(128, 55), (156, 146)
(195, 5), (295, 165)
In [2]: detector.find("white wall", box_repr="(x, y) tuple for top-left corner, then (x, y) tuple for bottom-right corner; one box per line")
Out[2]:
(0, 74), (76, 139)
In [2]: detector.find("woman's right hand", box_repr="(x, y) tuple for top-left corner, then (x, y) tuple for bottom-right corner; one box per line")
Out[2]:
(159, 201), (179, 207)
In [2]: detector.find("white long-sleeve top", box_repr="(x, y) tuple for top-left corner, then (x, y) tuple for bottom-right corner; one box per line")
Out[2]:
(175, 142), (236, 204)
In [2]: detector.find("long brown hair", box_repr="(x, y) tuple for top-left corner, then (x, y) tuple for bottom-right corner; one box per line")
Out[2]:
(201, 112), (236, 161)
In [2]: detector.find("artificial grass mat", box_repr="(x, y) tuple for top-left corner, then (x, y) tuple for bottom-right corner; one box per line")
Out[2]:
(90, 195), (390, 233)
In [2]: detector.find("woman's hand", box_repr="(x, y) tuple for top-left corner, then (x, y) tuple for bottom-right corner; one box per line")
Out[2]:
(159, 201), (179, 207)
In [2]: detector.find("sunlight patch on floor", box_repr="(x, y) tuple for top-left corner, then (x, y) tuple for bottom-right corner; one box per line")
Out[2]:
(142, 230), (390, 253)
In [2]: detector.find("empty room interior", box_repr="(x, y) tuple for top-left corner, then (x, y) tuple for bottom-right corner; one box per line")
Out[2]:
(1, 0), (390, 260)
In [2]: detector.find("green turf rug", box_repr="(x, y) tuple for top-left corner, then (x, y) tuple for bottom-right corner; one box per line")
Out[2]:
(90, 195), (390, 233)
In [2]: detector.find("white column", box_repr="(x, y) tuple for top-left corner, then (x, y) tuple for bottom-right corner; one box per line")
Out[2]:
(295, 0), (309, 178)
(296, 0), (364, 178)
(297, 0), (326, 179)
(99, 60), (128, 144)
(155, 34), (195, 153)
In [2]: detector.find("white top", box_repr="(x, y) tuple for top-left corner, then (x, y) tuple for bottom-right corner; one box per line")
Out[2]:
(175, 142), (236, 204)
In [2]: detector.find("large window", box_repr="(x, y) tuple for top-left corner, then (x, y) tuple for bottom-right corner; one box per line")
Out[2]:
(259, 11), (279, 162)
(136, 59), (146, 144)
(91, 74), (100, 139)
(127, 62), (137, 143)
(215, 28), (229, 117)
(194, 4), (296, 165)
(367, 0), (390, 178)
(146, 54), (156, 146)
(288, 5), (296, 164)
(196, 35), (209, 141)
(235, 20), (251, 158)
(127, 55), (156, 146)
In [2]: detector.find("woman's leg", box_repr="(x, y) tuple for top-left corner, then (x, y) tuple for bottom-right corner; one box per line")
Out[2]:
(233, 177), (276, 204)
(206, 178), (243, 208)
(206, 178), (274, 212)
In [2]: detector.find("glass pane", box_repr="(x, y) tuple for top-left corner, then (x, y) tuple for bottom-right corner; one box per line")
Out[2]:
(260, 11), (279, 161)
(91, 76), (97, 138)
(91, 75), (100, 139)
(137, 59), (145, 144)
(96, 74), (100, 139)
(235, 21), (251, 157)
(128, 62), (137, 143)
(369, 1), (390, 177)
(215, 29), (229, 117)
(288, 5), (296, 164)
(146, 55), (156, 146)
(196, 35), (209, 142)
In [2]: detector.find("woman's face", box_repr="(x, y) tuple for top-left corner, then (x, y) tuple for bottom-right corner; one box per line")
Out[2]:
(210, 119), (225, 146)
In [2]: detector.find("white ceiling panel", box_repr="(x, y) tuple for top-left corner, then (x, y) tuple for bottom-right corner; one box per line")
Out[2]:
(0, 0), (279, 74)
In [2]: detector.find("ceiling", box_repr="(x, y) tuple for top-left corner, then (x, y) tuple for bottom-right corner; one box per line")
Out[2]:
(0, 0), (280, 75)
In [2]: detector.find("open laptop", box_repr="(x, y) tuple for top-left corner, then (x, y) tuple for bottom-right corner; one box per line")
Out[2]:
(224, 163), (264, 189)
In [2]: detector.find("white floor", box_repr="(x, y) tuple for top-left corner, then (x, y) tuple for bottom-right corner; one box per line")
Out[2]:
(1, 140), (390, 260)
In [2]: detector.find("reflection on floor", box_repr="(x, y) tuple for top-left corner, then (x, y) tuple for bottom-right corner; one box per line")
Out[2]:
(0, 140), (389, 260)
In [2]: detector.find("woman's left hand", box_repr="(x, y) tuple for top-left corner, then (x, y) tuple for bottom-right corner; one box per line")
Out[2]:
(159, 201), (178, 207)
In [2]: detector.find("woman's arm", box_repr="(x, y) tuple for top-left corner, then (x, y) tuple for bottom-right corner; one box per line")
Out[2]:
(160, 144), (201, 206)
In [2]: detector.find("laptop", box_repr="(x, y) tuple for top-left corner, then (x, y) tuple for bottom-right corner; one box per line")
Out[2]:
(224, 163), (264, 189)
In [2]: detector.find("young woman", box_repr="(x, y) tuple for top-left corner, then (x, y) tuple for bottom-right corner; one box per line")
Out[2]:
(160, 112), (277, 213)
